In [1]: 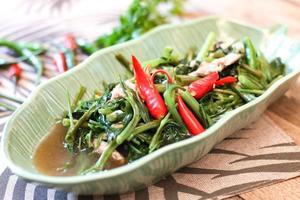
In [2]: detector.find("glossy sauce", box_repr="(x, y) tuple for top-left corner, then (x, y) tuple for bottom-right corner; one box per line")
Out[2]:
(32, 123), (97, 176)
(32, 123), (126, 176)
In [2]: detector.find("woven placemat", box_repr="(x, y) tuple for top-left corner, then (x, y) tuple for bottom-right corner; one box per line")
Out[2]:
(1, 2), (300, 199)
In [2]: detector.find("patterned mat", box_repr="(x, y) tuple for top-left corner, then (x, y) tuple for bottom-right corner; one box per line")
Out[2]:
(1, 2), (300, 199)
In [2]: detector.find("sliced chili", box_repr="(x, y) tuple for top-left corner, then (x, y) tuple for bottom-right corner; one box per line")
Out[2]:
(188, 72), (219, 99)
(64, 33), (77, 51)
(215, 76), (237, 86)
(8, 64), (22, 80)
(132, 55), (168, 119)
(53, 52), (68, 73)
(177, 95), (204, 135)
(150, 69), (173, 84)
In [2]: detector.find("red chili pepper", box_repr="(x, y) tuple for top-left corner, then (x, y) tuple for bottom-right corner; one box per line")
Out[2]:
(53, 52), (68, 73)
(132, 55), (168, 119)
(188, 72), (219, 99)
(150, 69), (173, 84)
(215, 76), (237, 86)
(8, 64), (22, 80)
(177, 95), (204, 135)
(64, 33), (77, 51)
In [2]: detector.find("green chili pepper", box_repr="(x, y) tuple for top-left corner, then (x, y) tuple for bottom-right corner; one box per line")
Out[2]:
(0, 39), (43, 84)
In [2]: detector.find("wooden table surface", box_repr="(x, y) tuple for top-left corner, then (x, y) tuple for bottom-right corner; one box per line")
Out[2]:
(1, 0), (300, 199)
(193, 0), (300, 199)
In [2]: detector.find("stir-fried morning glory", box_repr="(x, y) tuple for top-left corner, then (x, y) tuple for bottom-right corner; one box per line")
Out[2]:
(58, 32), (286, 174)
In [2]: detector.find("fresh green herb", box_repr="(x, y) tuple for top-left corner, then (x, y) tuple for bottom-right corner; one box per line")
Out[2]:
(95, 0), (184, 48)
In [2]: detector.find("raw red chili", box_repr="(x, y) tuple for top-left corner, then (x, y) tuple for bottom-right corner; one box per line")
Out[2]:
(177, 95), (204, 135)
(215, 76), (237, 86)
(64, 33), (77, 51)
(188, 72), (219, 99)
(53, 52), (68, 73)
(132, 55), (168, 119)
(150, 69), (173, 84)
(8, 64), (22, 79)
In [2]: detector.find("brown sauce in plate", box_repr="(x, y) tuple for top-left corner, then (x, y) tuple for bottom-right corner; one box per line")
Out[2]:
(32, 123), (97, 176)
(32, 123), (75, 176)
(32, 123), (125, 176)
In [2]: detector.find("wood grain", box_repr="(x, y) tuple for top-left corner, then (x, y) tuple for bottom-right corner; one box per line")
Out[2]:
(240, 176), (300, 200)
(225, 196), (245, 200)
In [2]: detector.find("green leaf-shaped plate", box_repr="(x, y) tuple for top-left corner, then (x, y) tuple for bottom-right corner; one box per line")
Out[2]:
(2, 16), (300, 194)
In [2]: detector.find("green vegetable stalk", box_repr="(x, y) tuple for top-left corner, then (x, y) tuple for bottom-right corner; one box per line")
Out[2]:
(180, 90), (212, 128)
(163, 84), (185, 127)
(84, 88), (141, 172)
(196, 32), (216, 61)
(65, 102), (97, 150)
(244, 37), (258, 69)
(149, 113), (171, 152)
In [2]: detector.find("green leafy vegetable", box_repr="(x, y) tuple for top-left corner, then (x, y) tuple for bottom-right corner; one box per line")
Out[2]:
(56, 34), (286, 175)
